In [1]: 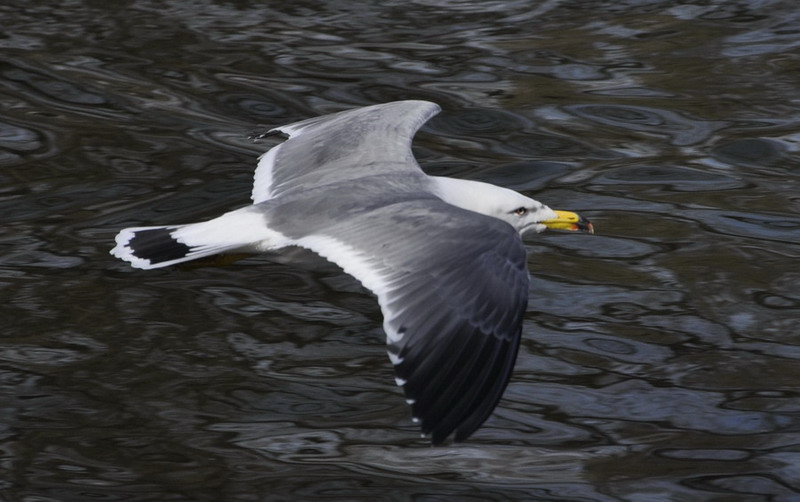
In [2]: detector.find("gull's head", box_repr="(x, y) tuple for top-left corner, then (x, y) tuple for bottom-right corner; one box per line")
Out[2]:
(432, 176), (594, 235)
(496, 195), (559, 234)
(490, 190), (594, 235)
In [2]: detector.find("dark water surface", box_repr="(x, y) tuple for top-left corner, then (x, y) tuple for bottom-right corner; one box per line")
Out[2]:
(2, 0), (800, 500)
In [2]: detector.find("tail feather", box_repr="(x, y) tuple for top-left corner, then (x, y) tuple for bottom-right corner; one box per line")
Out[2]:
(125, 227), (191, 263)
(111, 224), (241, 269)
(111, 207), (283, 270)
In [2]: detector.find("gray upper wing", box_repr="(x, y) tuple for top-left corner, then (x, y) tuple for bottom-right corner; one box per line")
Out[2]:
(252, 100), (441, 202)
(279, 194), (530, 443)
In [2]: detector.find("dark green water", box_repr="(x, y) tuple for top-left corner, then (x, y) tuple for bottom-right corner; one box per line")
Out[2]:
(1, 1), (799, 500)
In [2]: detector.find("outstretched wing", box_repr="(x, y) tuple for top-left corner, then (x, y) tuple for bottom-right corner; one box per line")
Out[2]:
(290, 197), (530, 444)
(252, 100), (441, 202)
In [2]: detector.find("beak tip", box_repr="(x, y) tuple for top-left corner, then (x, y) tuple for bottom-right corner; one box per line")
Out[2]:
(577, 216), (594, 234)
(543, 211), (595, 234)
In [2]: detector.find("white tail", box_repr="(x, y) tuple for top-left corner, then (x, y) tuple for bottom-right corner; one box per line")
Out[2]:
(110, 207), (287, 269)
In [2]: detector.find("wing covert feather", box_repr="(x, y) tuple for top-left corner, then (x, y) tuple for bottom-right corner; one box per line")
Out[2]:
(253, 101), (441, 202)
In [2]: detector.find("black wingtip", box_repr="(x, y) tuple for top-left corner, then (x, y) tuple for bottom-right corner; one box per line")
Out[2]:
(401, 317), (524, 445)
(250, 129), (289, 142)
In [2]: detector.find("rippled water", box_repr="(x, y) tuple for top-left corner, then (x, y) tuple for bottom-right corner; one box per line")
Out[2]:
(2, 0), (799, 500)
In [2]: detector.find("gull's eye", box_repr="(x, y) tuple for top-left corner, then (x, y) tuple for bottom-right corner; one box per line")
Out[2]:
(513, 207), (528, 216)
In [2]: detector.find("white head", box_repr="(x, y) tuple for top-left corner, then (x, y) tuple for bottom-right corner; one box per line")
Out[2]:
(431, 177), (556, 234)
(431, 176), (593, 235)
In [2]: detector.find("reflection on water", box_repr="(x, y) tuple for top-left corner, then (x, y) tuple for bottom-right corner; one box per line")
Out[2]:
(2, 0), (800, 500)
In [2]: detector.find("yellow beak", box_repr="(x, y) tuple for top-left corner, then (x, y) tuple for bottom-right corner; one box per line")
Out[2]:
(541, 210), (594, 234)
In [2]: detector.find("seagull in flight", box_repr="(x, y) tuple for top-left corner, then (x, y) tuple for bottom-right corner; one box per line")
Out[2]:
(111, 100), (593, 444)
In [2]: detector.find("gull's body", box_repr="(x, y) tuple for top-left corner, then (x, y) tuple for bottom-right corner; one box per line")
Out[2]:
(111, 100), (592, 444)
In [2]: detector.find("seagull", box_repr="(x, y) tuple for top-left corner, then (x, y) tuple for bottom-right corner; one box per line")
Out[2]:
(111, 100), (593, 444)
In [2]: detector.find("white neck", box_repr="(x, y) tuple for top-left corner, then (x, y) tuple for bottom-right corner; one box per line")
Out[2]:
(429, 176), (525, 215)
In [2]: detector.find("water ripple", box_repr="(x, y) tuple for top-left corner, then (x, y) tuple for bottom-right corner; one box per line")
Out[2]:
(566, 104), (727, 146)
